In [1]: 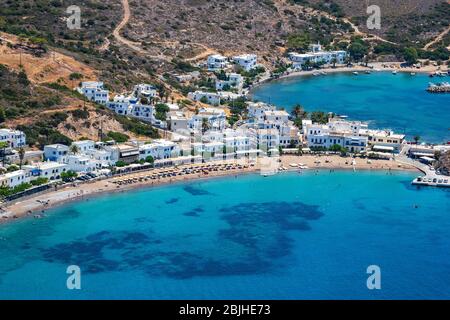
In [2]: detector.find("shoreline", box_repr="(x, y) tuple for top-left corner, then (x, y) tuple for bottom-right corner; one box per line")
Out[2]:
(0, 156), (419, 225)
(253, 61), (448, 87)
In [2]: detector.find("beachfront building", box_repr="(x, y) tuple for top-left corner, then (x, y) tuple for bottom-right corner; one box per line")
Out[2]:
(360, 129), (405, 153)
(0, 169), (32, 188)
(288, 43), (347, 69)
(133, 84), (157, 99)
(188, 107), (227, 132)
(305, 122), (368, 153)
(215, 73), (244, 91)
(138, 140), (180, 161)
(232, 54), (258, 71)
(0, 128), (26, 148)
(77, 82), (109, 105)
(63, 154), (97, 173)
(248, 128), (280, 152)
(36, 162), (68, 180)
(207, 54), (229, 71)
(44, 144), (69, 162)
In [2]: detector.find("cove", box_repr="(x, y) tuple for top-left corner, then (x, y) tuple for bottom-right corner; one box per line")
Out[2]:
(250, 72), (450, 143)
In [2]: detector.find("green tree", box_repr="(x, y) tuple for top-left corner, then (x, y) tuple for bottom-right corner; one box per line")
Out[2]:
(18, 147), (25, 169)
(0, 107), (6, 123)
(413, 135), (420, 144)
(403, 47), (418, 65)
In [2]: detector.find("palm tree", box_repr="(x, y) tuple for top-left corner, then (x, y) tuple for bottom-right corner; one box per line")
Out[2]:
(201, 118), (210, 134)
(70, 144), (79, 155)
(413, 135), (420, 145)
(331, 57), (337, 68)
(18, 147), (25, 169)
(0, 141), (9, 167)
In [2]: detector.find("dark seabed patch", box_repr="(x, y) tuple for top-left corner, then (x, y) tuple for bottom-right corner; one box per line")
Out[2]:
(38, 201), (323, 279)
(183, 185), (212, 196)
(183, 206), (204, 217)
(165, 198), (179, 204)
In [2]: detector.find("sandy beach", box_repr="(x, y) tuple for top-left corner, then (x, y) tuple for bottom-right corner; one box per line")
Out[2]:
(261, 61), (448, 84)
(0, 155), (419, 224)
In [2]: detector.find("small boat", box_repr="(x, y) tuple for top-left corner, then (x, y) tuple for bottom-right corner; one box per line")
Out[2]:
(353, 71), (359, 75)
(410, 72), (416, 76)
(320, 71), (327, 75)
(365, 70), (371, 74)
(313, 71), (320, 76)
(392, 70), (397, 75)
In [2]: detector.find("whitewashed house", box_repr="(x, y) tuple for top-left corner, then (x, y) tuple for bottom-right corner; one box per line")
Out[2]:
(0, 128), (26, 148)
(188, 91), (221, 105)
(72, 140), (95, 153)
(167, 111), (189, 132)
(63, 154), (97, 173)
(189, 108), (227, 132)
(77, 82), (109, 105)
(133, 84), (157, 99)
(44, 144), (69, 162)
(215, 73), (244, 91)
(247, 102), (277, 122)
(37, 162), (69, 180)
(288, 43), (347, 68)
(138, 140), (180, 160)
(232, 54), (257, 71)
(207, 54), (229, 71)
(0, 169), (31, 188)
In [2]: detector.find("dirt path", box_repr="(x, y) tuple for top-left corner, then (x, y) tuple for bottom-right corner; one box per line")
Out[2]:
(112, 0), (171, 61)
(423, 25), (450, 50)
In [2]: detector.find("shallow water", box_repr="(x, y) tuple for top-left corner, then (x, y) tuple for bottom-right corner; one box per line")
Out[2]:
(0, 171), (449, 299)
(251, 72), (450, 143)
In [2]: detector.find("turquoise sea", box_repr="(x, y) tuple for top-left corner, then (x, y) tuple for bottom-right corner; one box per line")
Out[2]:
(251, 72), (450, 143)
(0, 171), (449, 299)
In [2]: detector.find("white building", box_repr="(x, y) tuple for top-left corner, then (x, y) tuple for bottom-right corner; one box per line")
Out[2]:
(360, 129), (405, 153)
(207, 54), (229, 71)
(77, 81), (109, 105)
(138, 140), (180, 160)
(0, 128), (26, 148)
(71, 140), (95, 153)
(133, 83), (157, 99)
(247, 102), (277, 123)
(305, 122), (367, 153)
(106, 95), (154, 123)
(0, 169), (31, 188)
(44, 144), (69, 162)
(63, 154), (97, 173)
(167, 111), (189, 132)
(215, 73), (244, 91)
(188, 91), (221, 106)
(189, 107), (227, 132)
(37, 162), (69, 180)
(288, 43), (347, 68)
(232, 54), (257, 71)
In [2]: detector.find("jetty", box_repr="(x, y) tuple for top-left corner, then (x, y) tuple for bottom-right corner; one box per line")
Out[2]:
(427, 82), (450, 93)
